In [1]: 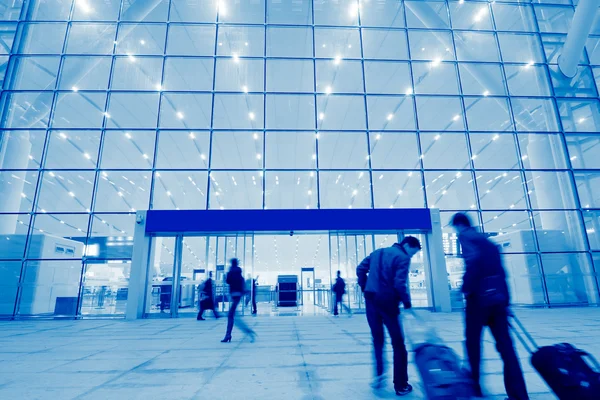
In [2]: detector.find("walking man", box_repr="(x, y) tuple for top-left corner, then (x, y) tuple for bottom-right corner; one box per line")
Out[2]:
(197, 271), (219, 320)
(357, 236), (422, 396)
(332, 270), (352, 316)
(451, 213), (529, 400)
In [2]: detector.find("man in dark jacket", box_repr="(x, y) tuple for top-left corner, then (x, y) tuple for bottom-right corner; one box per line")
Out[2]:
(197, 272), (219, 320)
(356, 236), (421, 396)
(332, 270), (352, 316)
(451, 213), (529, 400)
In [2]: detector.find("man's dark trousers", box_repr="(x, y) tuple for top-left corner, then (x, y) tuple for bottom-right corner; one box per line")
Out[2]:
(465, 301), (529, 400)
(365, 292), (408, 389)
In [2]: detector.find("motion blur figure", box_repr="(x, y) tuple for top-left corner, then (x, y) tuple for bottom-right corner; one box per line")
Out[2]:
(197, 271), (219, 320)
(221, 258), (256, 343)
(332, 270), (352, 316)
(451, 213), (528, 400)
(357, 236), (422, 396)
(245, 274), (258, 315)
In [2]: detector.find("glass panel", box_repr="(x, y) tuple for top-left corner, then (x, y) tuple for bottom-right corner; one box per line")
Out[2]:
(88, 214), (136, 259)
(10, 56), (60, 90)
(369, 132), (420, 169)
(558, 99), (600, 132)
(219, 0), (265, 24)
(518, 133), (568, 169)
(501, 254), (546, 305)
(454, 32), (500, 62)
(498, 33), (545, 63)
(450, 2), (493, 30)
(409, 30), (455, 61)
(208, 171), (263, 210)
(505, 64), (551, 96)
(492, 4), (537, 32)
(0, 92), (54, 129)
(314, 28), (361, 58)
(416, 97), (464, 131)
(217, 26), (264, 57)
(316, 59), (364, 94)
(59, 56), (112, 90)
(17, 260), (83, 316)
(364, 61), (411, 95)
(17, 23), (67, 54)
(583, 211), (600, 250)
(405, 1), (449, 29)
(464, 97), (512, 132)
(362, 29), (408, 60)
(266, 95), (315, 130)
(0, 261), (20, 316)
(28, 0), (72, 20)
(318, 171), (371, 209)
(107, 93), (159, 129)
(543, 253), (599, 305)
(94, 171), (151, 212)
(314, 0), (358, 26)
(534, 5), (573, 34)
(111, 56), (163, 91)
(566, 134), (600, 169)
(147, 236), (175, 314)
(360, 0), (405, 28)
(317, 132), (368, 169)
(526, 171), (577, 209)
(512, 98), (559, 132)
(45, 130), (101, 169)
(317, 95), (366, 130)
(413, 62), (459, 95)
(0, 215), (31, 259)
(37, 171), (95, 212)
(477, 171), (527, 210)
(267, 59), (314, 93)
(470, 133), (520, 169)
(151, 171), (208, 210)
(552, 66), (597, 98)
(52, 92), (107, 129)
(575, 172), (600, 209)
(544, 34), (588, 65)
(159, 93), (212, 129)
(66, 23), (117, 55)
(267, 27), (313, 58)
(586, 37), (600, 65)
(267, 0), (312, 25)
(72, 0), (120, 20)
(213, 94), (264, 129)
(372, 171), (425, 208)
(156, 130), (210, 170)
(0, 171), (38, 213)
(210, 132), (264, 169)
(424, 171), (477, 210)
(120, 0), (169, 21)
(80, 261), (130, 316)
(265, 132), (316, 170)
(101, 130), (156, 170)
(421, 132), (470, 169)
(170, 0), (218, 22)
(483, 211), (537, 253)
(215, 58), (263, 92)
(367, 96), (415, 130)
(0, 130), (45, 170)
(116, 23), (166, 55)
(166, 25), (215, 56)
(264, 171), (317, 209)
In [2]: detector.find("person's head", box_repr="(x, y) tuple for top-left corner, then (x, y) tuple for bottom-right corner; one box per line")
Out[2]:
(337, 270), (341, 277)
(450, 212), (472, 234)
(400, 236), (421, 258)
(230, 258), (239, 269)
(208, 271), (213, 279)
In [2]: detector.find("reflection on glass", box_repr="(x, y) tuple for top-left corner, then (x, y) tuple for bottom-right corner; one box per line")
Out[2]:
(372, 171), (425, 209)
(45, 130), (100, 169)
(484, 211), (536, 253)
(470, 133), (519, 170)
(518, 133), (568, 169)
(420, 132), (470, 169)
(208, 171), (263, 209)
(526, 171), (577, 210)
(94, 171), (151, 212)
(319, 171), (371, 209)
(156, 131), (210, 170)
(533, 210), (587, 252)
(80, 261), (130, 316)
(211, 131), (264, 169)
(369, 132), (420, 169)
(265, 132), (316, 170)
(575, 172), (600, 209)
(477, 171), (527, 210)
(151, 171), (208, 210)
(265, 172), (317, 209)
(542, 253), (599, 305)
(267, 59), (314, 93)
(424, 171), (476, 210)
(101, 130), (156, 169)
(566, 134), (600, 169)
(318, 132), (368, 169)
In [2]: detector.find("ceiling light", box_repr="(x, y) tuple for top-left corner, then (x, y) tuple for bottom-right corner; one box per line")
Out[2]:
(127, 54), (136, 63)
(189, 132), (195, 139)
(249, 112), (255, 120)
(72, 86), (79, 92)
(242, 85), (248, 93)
(140, 39), (145, 45)
(578, 117), (586, 123)
(386, 114), (393, 121)
(68, 191), (75, 197)
(104, 112), (111, 119)
(319, 113), (325, 120)
(483, 90), (490, 97)
(325, 86), (332, 95)
(405, 88), (413, 96)
(83, 153), (91, 159)
(452, 114), (460, 121)
(176, 111), (184, 119)
(431, 58), (442, 67)
(334, 55), (342, 65)
(59, 132), (67, 139)
(232, 53), (239, 63)
(155, 84), (162, 91)
(376, 134), (382, 140)
(143, 154), (149, 159)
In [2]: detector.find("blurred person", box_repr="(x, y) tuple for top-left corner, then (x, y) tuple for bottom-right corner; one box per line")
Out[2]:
(451, 213), (528, 400)
(356, 236), (422, 396)
(332, 270), (352, 316)
(221, 258), (256, 343)
(197, 271), (219, 320)
(245, 274), (258, 315)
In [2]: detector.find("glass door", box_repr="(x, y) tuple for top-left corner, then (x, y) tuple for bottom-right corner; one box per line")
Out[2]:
(145, 236), (181, 317)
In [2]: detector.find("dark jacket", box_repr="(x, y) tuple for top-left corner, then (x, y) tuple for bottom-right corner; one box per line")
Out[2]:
(201, 278), (213, 296)
(333, 277), (346, 296)
(356, 243), (411, 306)
(458, 227), (510, 304)
(226, 265), (245, 295)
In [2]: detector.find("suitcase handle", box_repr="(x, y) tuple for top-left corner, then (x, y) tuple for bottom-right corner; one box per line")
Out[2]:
(508, 313), (539, 354)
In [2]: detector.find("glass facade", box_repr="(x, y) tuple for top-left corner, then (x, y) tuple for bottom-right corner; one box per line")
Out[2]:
(0, 0), (599, 318)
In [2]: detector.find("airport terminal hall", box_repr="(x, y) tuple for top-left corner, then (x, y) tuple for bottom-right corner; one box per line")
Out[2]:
(1, 0), (600, 399)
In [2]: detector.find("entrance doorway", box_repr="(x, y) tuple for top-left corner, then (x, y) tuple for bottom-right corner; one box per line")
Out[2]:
(127, 209), (451, 319)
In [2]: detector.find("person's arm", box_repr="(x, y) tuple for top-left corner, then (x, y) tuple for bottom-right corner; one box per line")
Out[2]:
(356, 254), (371, 291)
(393, 255), (411, 309)
(459, 237), (480, 296)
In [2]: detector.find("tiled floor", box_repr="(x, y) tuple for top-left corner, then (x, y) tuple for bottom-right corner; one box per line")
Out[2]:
(0, 308), (599, 399)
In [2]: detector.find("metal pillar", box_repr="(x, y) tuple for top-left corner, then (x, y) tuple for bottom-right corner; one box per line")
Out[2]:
(428, 209), (452, 312)
(126, 211), (150, 320)
(558, 0), (598, 78)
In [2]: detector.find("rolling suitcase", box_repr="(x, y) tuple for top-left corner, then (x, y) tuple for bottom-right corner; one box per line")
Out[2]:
(405, 310), (477, 400)
(510, 315), (600, 400)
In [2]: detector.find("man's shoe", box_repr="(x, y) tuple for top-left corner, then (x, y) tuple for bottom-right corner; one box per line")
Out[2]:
(395, 384), (413, 396)
(370, 375), (385, 390)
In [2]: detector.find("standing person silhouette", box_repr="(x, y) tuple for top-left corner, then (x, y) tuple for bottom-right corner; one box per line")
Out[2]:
(197, 271), (219, 320)
(221, 258), (256, 343)
(333, 270), (352, 316)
